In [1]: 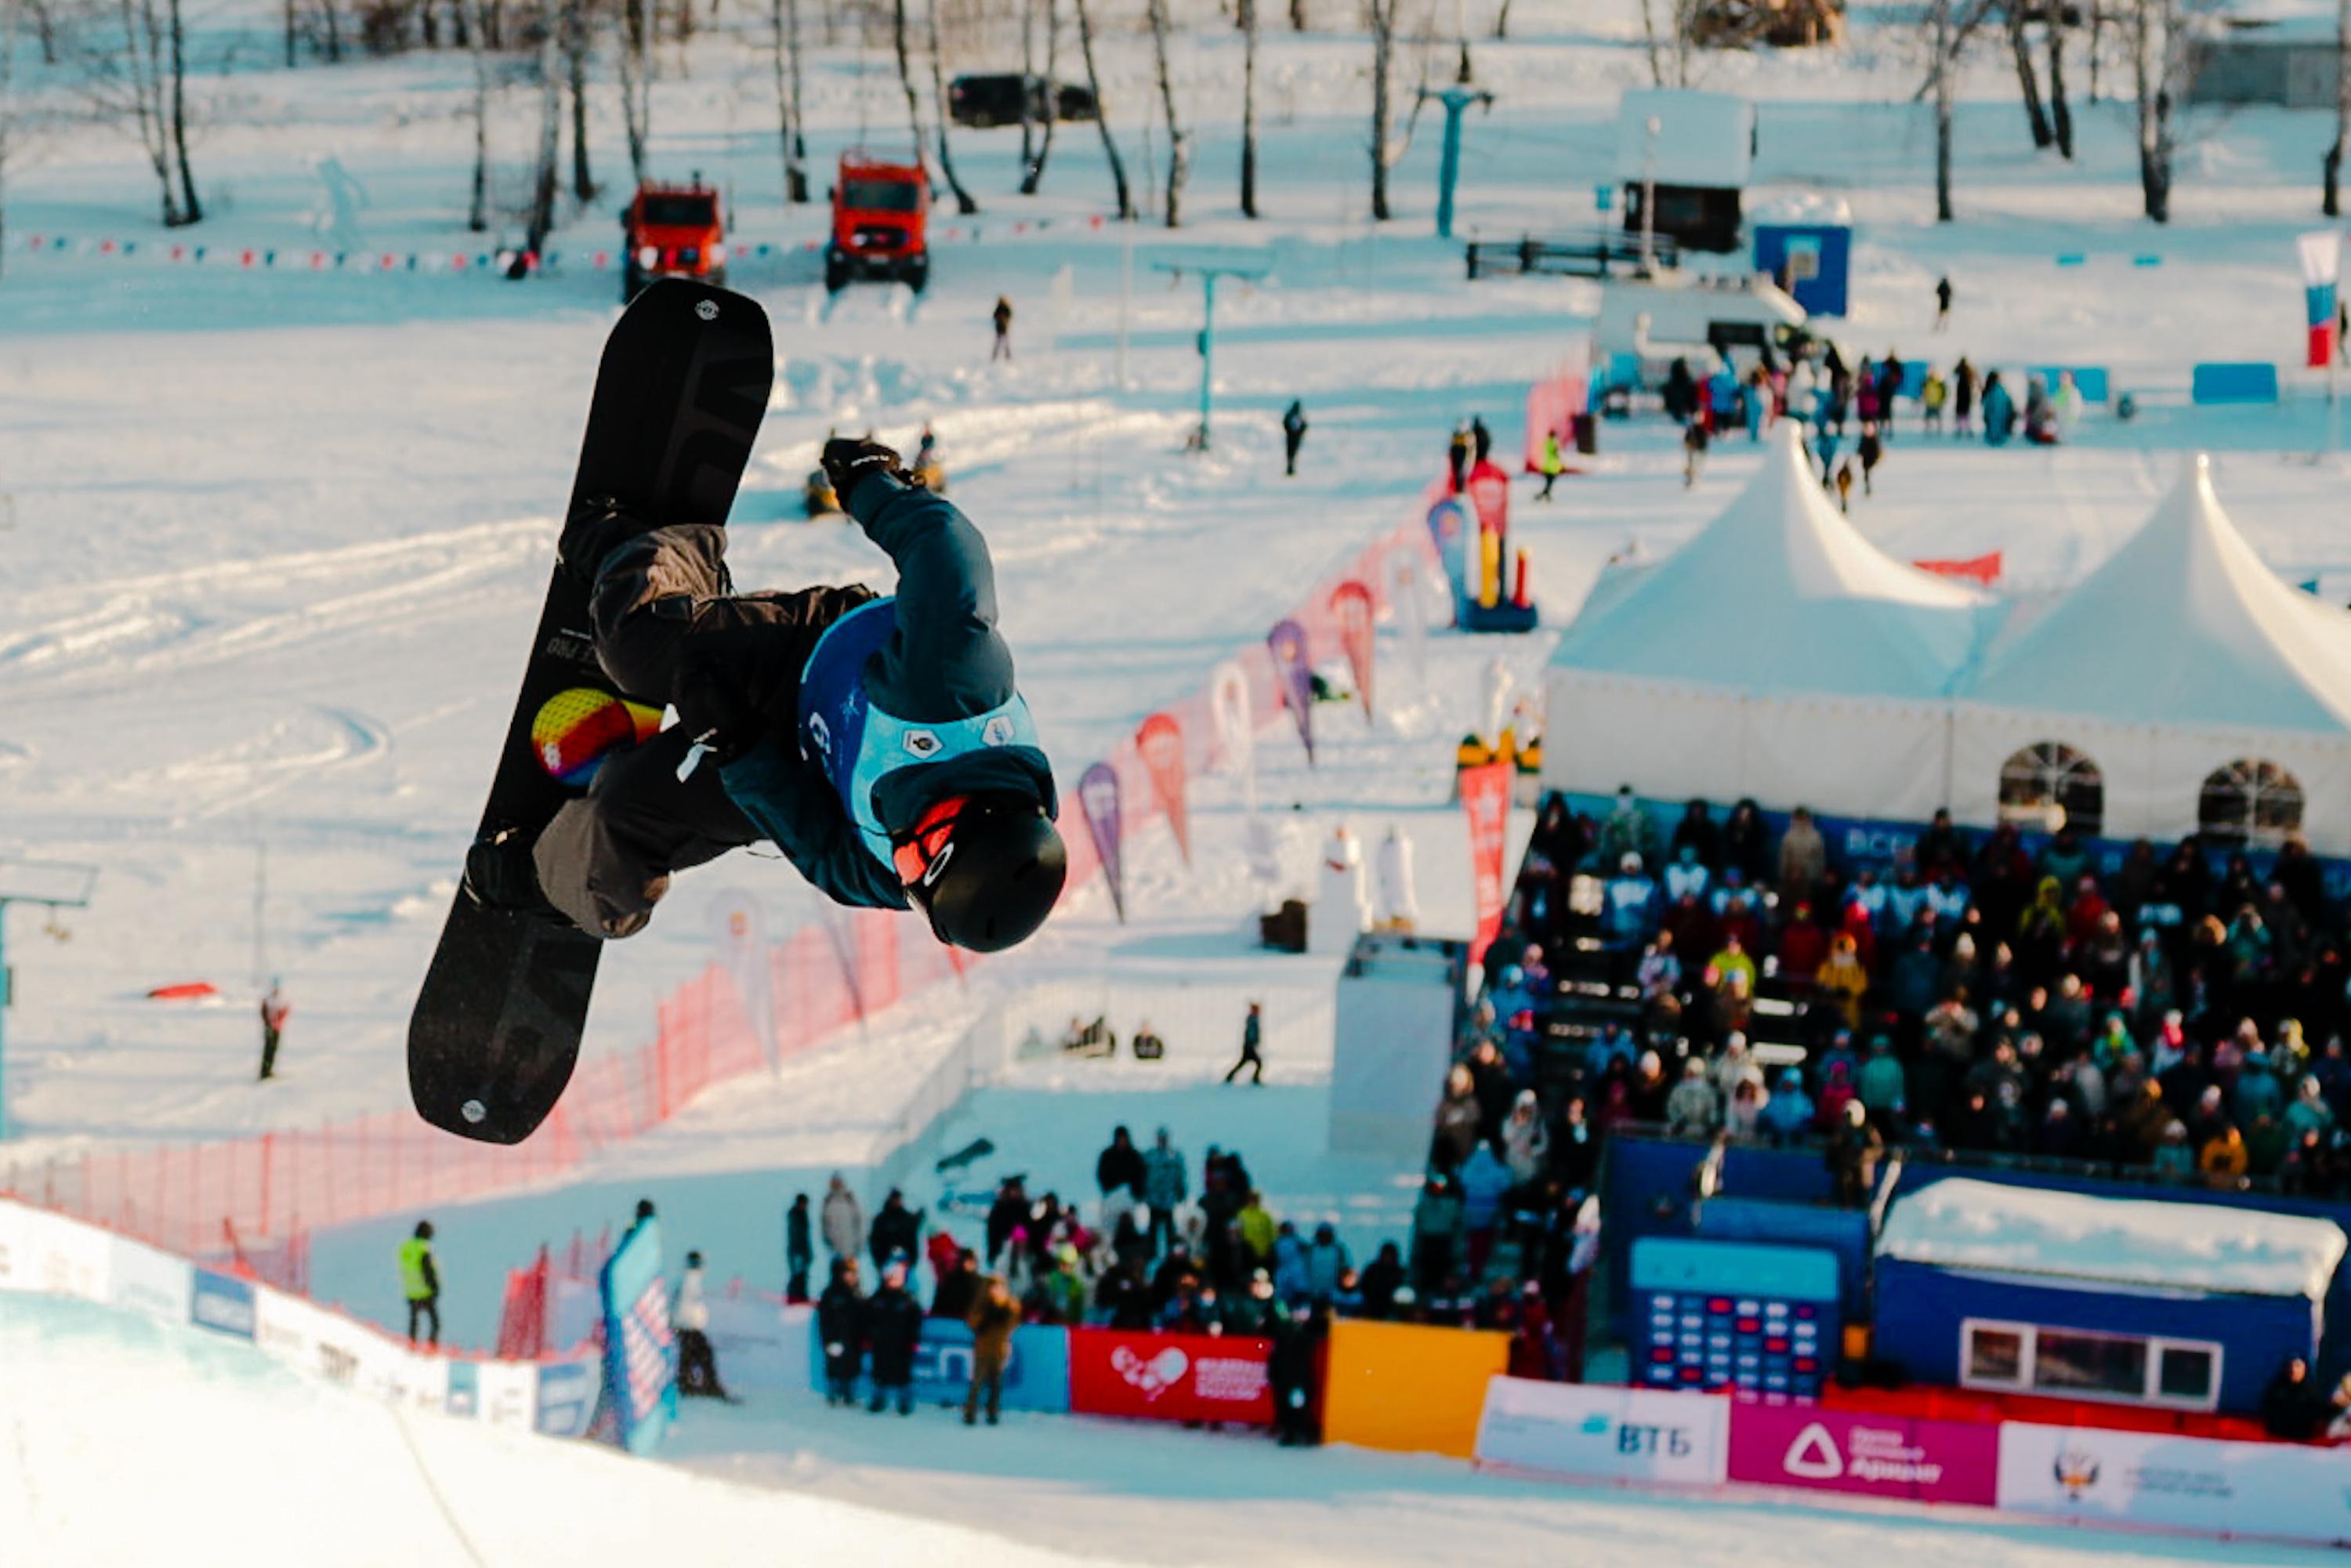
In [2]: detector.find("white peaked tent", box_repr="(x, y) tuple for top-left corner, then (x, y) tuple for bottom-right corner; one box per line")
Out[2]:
(1951, 456), (2351, 851)
(1544, 425), (1994, 823)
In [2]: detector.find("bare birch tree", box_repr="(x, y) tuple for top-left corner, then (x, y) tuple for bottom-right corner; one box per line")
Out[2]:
(1639, 0), (1699, 87)
(468, 0), (491, 228)
(2006, 0), (2052, 147)
(1144, 0), (1184, 224)
(2130, 0), (2193, 221)
(925, 0), (976, 210)
(2327, 0), (2348, 215)
(524, 0), (560, 252)
(1239, 0), (1258, 216)
(565, 0), (594, 200)
(1021, 0), (1059, 194)
(770, 0), (808, 201)
(1069, 0), (1128, 215)
(617, 0), (652, 183)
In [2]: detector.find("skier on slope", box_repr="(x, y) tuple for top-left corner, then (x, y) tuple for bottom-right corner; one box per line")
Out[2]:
(462, 437), (1067, 954)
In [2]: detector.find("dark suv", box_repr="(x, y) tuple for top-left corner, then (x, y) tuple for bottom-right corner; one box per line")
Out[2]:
(947, 73), (1099, 129)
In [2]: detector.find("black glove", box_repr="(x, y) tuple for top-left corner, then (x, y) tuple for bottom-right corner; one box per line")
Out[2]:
(821, 436), (911, 508)
(672, 652), (763, 773)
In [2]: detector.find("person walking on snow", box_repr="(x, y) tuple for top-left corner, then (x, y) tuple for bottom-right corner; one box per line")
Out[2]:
(462, 437), (1067, 957)
(1538, 431), (1565, 500)
(991, 296), (1014, 361)
(399, 1221), (440, 1349)
(822, 1173), (865, 1261)
(1934, 275), (1952, 331)
(1682, 417), (1709, 488)
(1857, 422), (1883, 496)
(674, 1250), (730, 1399)
(258, 980), (290, 1082)
(1281, 400), (1309, 477)
(1225, 1001), (1266, 1085)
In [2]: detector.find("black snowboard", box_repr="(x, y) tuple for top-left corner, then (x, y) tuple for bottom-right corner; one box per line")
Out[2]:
(409, 280), (774, 1144)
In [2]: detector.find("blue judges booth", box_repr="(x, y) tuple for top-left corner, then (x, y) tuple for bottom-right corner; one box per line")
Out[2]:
(1753, 224), (1851, 317)
(1871, 1179), (2348, 1415)
(1632, 1237), (1838, 1400)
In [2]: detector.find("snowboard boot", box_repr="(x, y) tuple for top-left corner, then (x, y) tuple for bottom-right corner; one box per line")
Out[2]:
(462, 827), (571, 928)
(557, 494), (654, 592)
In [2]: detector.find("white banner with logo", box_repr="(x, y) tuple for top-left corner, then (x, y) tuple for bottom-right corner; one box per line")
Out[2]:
(1475, 1377), (1730, 1486)
(1998, 1422), (2351, 1547)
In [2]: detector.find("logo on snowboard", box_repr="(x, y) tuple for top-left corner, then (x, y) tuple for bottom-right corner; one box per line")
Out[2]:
(694, 299), (719, 321)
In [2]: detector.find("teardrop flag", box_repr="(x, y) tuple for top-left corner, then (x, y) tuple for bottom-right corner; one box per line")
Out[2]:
(1136, 713), (1191, 865)
(1268, 617), (1316, 765)
(1078, 760), (1126, 922)
(1331, 580), (1375, 722)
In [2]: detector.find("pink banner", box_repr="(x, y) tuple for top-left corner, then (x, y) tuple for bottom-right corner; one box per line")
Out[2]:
(1726, 1403), (1999, 1507)
(1267, 617), (1316, 765)
(1460, 760), (1511, 968)
(1078, 760), (1126, 922)
(1135, 713), (1190, 865)
(1912, 551), (2002, 586)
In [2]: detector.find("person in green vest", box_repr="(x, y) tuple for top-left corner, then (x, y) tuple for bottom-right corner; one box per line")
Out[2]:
(398, 1220), (440, 1349)
(1538, 430), (1566, 502)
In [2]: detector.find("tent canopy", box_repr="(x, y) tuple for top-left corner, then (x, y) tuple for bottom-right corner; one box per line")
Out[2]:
(1876, 1177), (2347, 1302)
(1548, 426), (1994, 702)
(1964, 456), (2351, 733)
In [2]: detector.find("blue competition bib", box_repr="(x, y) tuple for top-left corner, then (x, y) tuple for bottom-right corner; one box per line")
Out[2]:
(796, 598), (1043, 868)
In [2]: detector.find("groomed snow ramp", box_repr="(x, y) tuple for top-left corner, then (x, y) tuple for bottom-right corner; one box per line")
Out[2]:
(0, 1295), (1128, 1568)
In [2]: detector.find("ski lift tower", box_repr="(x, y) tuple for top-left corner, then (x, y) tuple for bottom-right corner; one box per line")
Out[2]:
(0, 858), (96, 1139)
(1153, 255), (1273, 453)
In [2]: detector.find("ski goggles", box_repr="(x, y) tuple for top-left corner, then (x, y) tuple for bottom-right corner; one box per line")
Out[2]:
(892, 794), (969, 890)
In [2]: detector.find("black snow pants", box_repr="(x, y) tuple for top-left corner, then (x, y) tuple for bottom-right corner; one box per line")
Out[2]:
(531, 518), (871, 938)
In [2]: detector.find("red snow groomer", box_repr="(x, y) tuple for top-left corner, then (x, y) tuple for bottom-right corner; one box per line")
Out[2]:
(826, 149), (930, 294)
(619, 176), (726, 302)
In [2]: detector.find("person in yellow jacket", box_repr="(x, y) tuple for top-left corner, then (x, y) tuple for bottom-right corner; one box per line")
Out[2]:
(1234, 1190), (1279, 1273)
(2198, 1125), (2250, 1188)
(1538, 431), (1566, 501)
(398, 1220), (440, 1349)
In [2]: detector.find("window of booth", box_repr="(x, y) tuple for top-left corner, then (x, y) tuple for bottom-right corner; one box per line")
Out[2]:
(2198, 759), (2304, 847)
(1998, 742), (2104, 835)
(1959, 1319), (2222, 1410)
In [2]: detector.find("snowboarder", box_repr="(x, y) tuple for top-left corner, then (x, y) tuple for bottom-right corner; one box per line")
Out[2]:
(462, 436), (1067, 957)
(1225, 1001), (1266, 1085)
(1934, 275), (1952, 331)
(1281, 400), (1308, 477)
(674, 1250), (730, 1399)
(399, 1220), (440, 1349)
(991, 296), (1014, 361)
(864, 1260), (925, 1414)
(785, 1193), (814, 1301)
(258, 980), (290, 1082)
(964, 1273), (1020, 1425)
(1537, 430), (1565, 500)
(817, 1256), (866, 1407)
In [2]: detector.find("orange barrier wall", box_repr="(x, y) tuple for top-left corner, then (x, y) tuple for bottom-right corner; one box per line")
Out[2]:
(1324, 1318), (1512, 1458)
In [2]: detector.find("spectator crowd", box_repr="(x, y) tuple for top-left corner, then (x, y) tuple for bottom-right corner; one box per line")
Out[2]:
(1476, 788), (2351, 1207)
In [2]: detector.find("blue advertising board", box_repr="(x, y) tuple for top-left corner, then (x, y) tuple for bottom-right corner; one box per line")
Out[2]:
(534, 1354), (600, 1437)
(188, 1268), (255, 1341)
(445, 1360), (479, 1418)
(599, 1218), (677, 1455)
(807, 1316), (1073, 1413)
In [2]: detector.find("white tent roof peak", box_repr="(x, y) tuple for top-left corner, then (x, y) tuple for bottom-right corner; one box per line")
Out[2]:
(1963, 454), (2351, 733)
(1547, 423), (1991, 701)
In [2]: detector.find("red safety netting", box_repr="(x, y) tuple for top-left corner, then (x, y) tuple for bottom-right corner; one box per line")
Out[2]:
(0, 487), (1447, 1260)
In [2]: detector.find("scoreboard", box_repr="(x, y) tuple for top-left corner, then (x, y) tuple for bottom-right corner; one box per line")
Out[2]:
(1630, 1237), (1839, 1401)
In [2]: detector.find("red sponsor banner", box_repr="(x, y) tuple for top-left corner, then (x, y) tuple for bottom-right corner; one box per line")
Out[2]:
(1067, 1328), (1273, 1426)
(1912, 550), (2002, 586)
(1135, 713), (1191, 865)
(1727, 1403), (1999, 1507)
(1460, 759), (1511, 969)
(1330, 580), (1375, 721)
